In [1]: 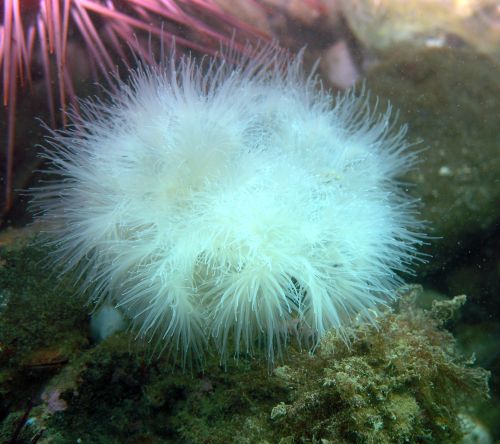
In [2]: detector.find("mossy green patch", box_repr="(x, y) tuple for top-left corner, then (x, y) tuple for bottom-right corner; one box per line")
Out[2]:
(0, 240), (491, 443)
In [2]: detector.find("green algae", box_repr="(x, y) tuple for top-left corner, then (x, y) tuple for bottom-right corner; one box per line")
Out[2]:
(269, 286), (490, 443)
(0, 240), (491, 443)
(0, 238), (89, 425)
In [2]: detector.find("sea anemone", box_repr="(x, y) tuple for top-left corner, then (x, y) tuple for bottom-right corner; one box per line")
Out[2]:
(31, 44), (425, 365)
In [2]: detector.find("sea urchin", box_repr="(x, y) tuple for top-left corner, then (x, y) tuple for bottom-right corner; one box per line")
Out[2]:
(31, 45), (425, 365)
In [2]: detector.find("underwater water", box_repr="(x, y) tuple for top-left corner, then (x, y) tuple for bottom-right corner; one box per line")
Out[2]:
(0, 1), (499, 443)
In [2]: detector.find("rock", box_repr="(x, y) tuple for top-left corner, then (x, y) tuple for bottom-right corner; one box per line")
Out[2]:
(341, 0), (500, 60)
(364, 47), (500, 272)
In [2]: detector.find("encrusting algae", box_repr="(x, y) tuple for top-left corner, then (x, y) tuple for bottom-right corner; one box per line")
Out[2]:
(269, 286), (490, 443)
(0, 241), (490, 443)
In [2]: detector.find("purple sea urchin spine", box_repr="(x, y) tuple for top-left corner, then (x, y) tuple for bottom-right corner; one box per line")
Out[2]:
(0, 0), (266, 214)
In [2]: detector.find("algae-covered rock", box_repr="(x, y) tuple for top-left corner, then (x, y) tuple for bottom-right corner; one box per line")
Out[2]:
(0, 240), (89, 404)
(365, 47), (500, 272)
(270, 286), (490, 443)
(0, 241), (492, 443)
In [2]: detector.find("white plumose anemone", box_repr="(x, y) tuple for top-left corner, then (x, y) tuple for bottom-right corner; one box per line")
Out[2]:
(32, 46), (424, 364)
